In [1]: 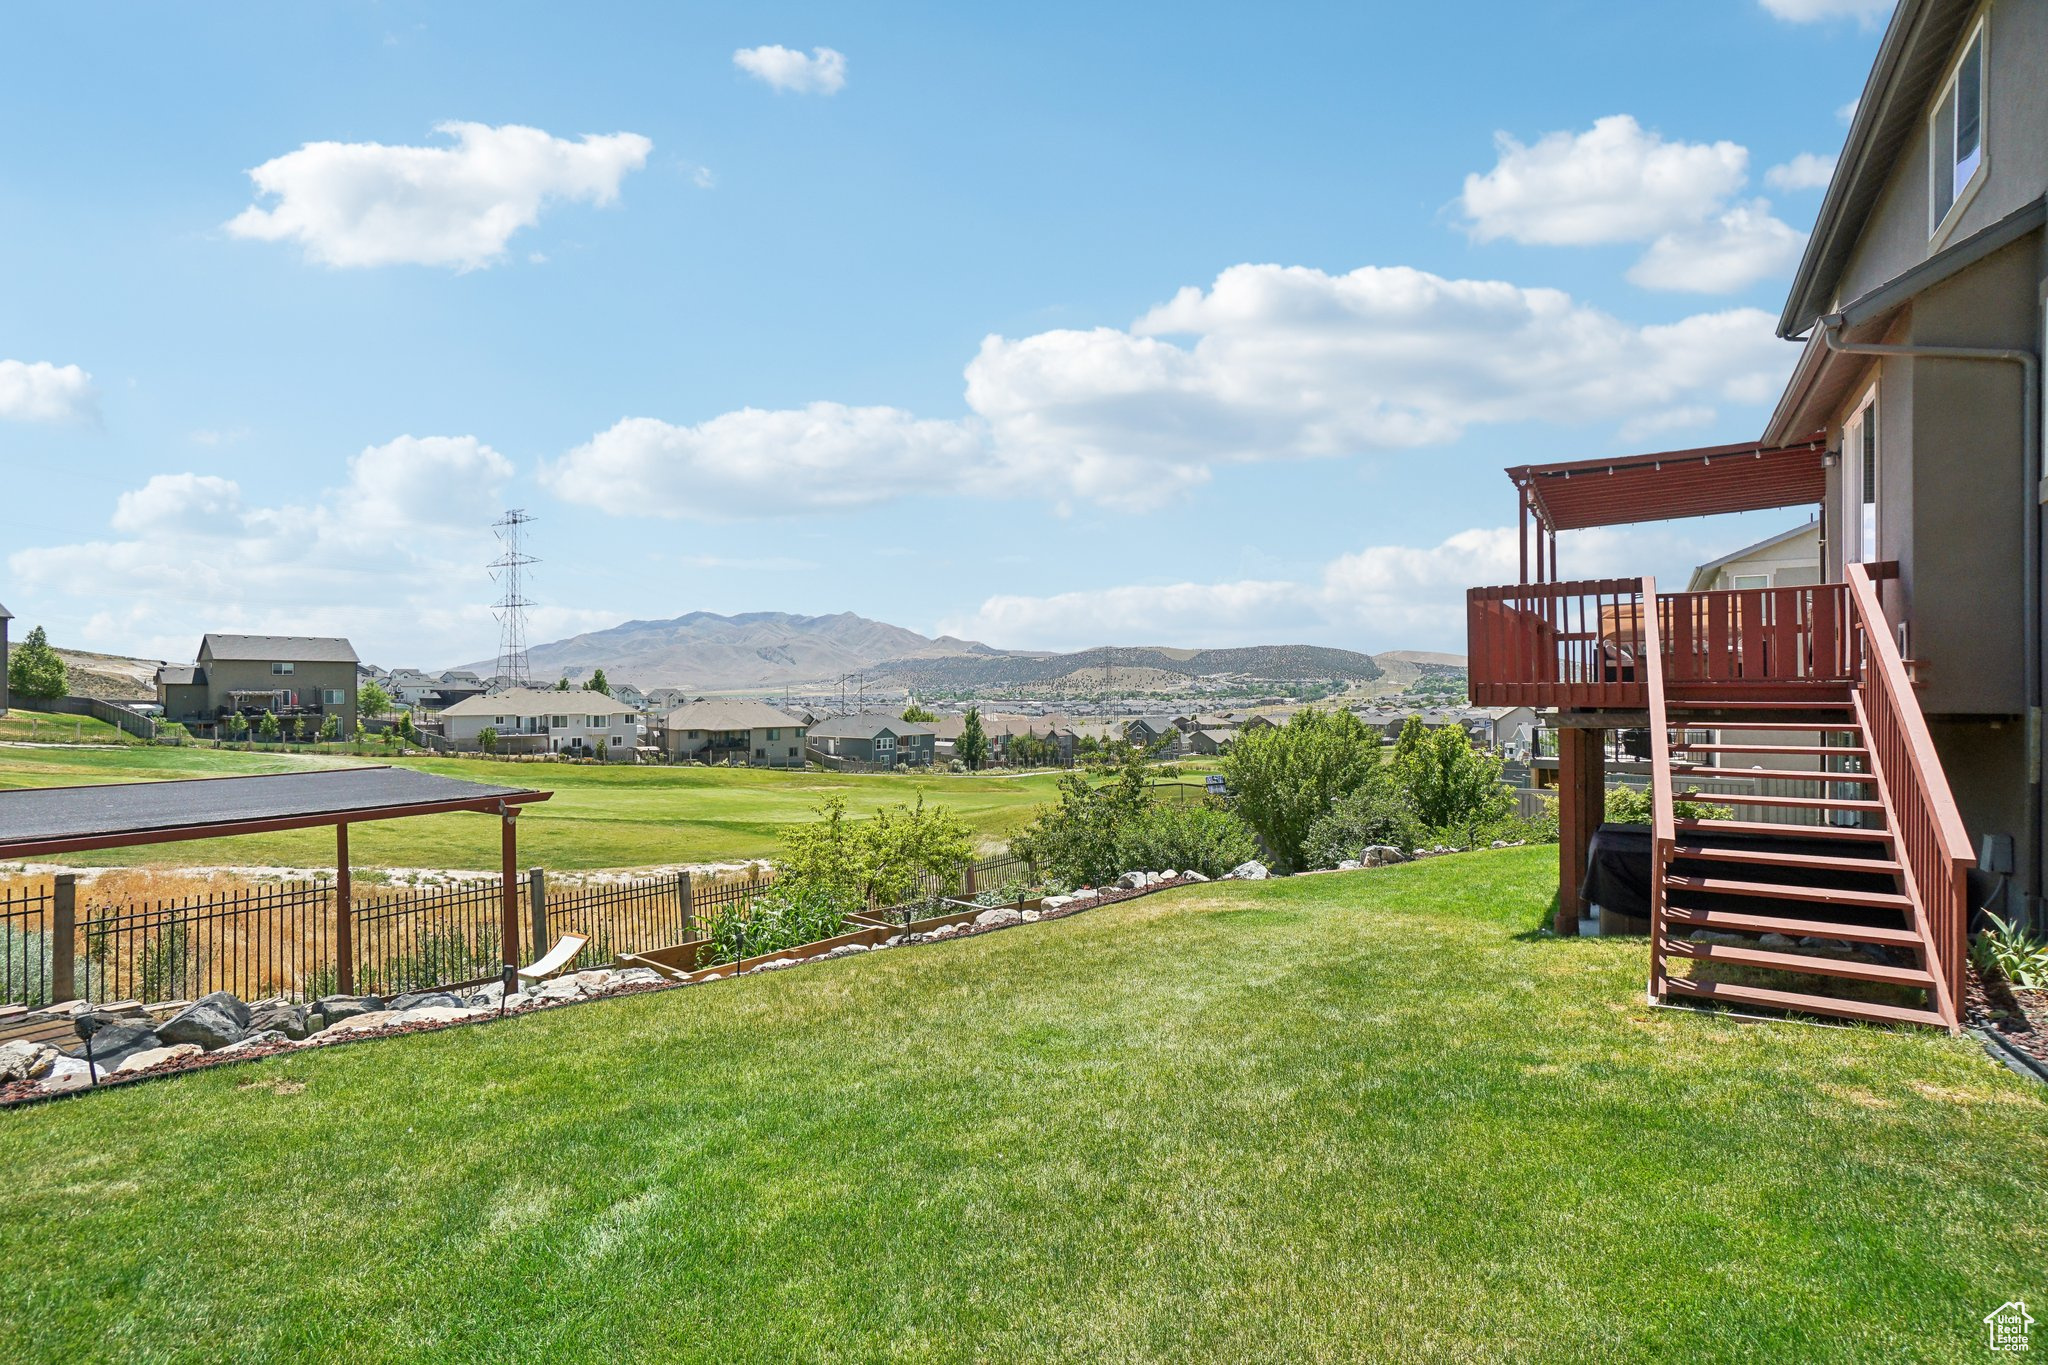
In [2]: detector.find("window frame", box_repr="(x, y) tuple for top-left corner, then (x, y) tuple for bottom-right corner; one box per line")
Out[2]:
(1928, 14), (1989, 243)
(1841, 384), (1880, 567)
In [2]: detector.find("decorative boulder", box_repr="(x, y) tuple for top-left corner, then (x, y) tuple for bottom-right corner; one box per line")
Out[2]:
(321, 1009), (406, 1036)
(65, 1019), (165, 1070)
(1021, 909), (1041, 923)
(311, 995), (385, 1027)
(196, 991), (252, 1028)
(155, 999), (247, 1052)
(974, 907), (1023, 928)
(1042, 895), (1071, 910)
(37, 1056), (97, 1093)
(1337, 859), (1364, 871)
(1228, 860), (1271, 881)
(388, 991), (466, 1012)
(115, 1043), (203, 1075)
(1181, 871), (1209, 883)
(0, 1039), (57, 1084)
(1160, 869), (1178, 880)
(215, 1030), (291, 1055)
(246, 1003), (312, 1040)
(1361, 845), (1409, 867)
(1116, 871), (1147, 890)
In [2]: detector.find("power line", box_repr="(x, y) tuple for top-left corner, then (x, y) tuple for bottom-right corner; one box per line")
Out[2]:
(488, 509), (538, 687)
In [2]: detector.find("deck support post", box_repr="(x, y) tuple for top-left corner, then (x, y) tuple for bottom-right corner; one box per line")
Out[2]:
(1556, 725), (1606, 934)
(51, 873), (77, 1004)
(335, 822), (354, 996)
(500, 807), (520, 977)
(528, 866), (547, 956)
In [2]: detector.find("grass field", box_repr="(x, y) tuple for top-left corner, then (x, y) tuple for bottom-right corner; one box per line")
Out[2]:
(0, 744), (1065, 870)
(0, 848), (2041, 1361)
(0, 707), (144, 746)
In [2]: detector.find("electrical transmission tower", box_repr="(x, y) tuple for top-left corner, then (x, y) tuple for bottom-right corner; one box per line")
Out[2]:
(488, 509), (539, 687)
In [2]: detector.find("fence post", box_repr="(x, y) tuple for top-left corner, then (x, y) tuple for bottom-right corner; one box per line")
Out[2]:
(335, 823), (355, 996)
(528, 866), (548, 952)
(51, 874), (77, 1004)
(962, 861), (977, 897)
(677, 871), (694, 935)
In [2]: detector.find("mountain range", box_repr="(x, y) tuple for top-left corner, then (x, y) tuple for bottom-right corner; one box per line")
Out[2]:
(457, 611), (1459, 694)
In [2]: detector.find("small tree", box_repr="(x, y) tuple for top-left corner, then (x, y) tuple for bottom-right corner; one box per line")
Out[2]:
(257, 710), (281, 744)
(1221, 709), (1382, 873)
(556, 677), (572, 691)
(6, 625), (67, 700)
(957, 707), (991, 771)
(595, 737), (608, 762)
(479, 726), (499, 755)
(318, 713), (341, 743)
(289, 716), (307, 743)
(353, 718), (368, 750)
(1393, 723), (1512, 832)
(901, 704), (938, 724)
(583, 669), (612, 696)
(358, 679), (392, 717)
(224, 711), (250, 746)
(395, 710), (417, 743)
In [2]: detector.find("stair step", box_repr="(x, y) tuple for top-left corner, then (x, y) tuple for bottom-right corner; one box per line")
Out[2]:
(1661, 905), (1921, 946)
(1669, 700), (1854, 712)
(1670, 766), (1877, 786)
(1661, 976), (1946, 1028)
(1667, 722), (1861, 733)
(1672, 791), (1884, 813)
(1667, 845), (1902, 875)
(1662, 937), (1935, 988)
(1671, 744), (1869, 757)
(1672, 818), (1893, 843)
(1663, 873), (1910, 911)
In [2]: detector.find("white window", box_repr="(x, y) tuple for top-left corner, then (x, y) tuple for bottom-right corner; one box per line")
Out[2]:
(272, 661), (295, 675)
(1842, 391), (1879, 565)
(1729, 574), (1771, 592)
(1930, 20), (1985, 235)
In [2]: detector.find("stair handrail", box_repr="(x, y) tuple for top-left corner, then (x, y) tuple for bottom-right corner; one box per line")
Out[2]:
(1844, 562), (1974, 1027)
(1641, 576), (1673, 1002)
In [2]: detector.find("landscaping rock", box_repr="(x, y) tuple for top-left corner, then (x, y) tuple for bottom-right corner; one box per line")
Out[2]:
(389, 991), (466, 1012)
(216, 1030), (290, 1054)
(534, 978), (588, 1003)
(38, 1056), (97, 1093)
(1759, 933), (1799, 949)
(1181, 872), (1209, 883)
(396, 1005), (486, 1026)
(613, 967), (666, 985)
(1689, 930), (1747, 946)
(1228, 860), (1271, 881)
(311, 995), (385, 1026)
(155, 999), (246, 1052)
(1021, 909), (1041, 923)
(1068, 888), (1098, 900)
(974, 908), (1023, 928)
(322, 1010), (405, 1035)
(1161, 869), (1177, 881)
(1337, 859), (1363, 871)
(1116, 871), (1147, 890)
(197, 990), (252, 1028)
(0, 1040), (57, 1083)
(115, 1043), (202, 1075)
(64, 1018), (164, 1070)
(1362, 845), (1409, 866)
(1042, 895), (1071, 910)
(246, 1002), (312, 1040)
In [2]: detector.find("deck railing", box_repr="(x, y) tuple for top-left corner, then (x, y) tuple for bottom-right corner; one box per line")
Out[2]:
(1845, 563), (1973, 1027)
(1470, 579), (1856, 707)
(1641, 577), (1674, 1003)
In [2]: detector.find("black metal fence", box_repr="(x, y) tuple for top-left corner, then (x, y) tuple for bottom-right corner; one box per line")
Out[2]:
(0, 881), (57, 1008)
(352, 879), (512, 998)
(546, 873), (696, 971)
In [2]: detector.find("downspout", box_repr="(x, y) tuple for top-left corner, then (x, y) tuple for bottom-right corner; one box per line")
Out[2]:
(1819, 314), (2043, 923)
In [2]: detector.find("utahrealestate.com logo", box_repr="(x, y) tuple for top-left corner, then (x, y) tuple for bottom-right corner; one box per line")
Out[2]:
(1985, 1301), (2034, 1352)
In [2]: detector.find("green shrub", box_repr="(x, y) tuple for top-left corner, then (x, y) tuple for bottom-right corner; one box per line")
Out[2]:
(1391, 721), (1512, 831)
(1602, 785), (1733, 824)
(778, 795), (973, 911)
(1222, 709), (1383, 873)
(1973, 911), (2048, 989)
(703, 881), (856, 965)
(1304, 774), (1424, 868)
(1113, 801), (1259, 879)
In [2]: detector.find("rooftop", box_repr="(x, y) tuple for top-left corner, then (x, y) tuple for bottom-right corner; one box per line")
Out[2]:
(200, 633), (359, 665)
(663, 698), (804, 730)
(441, 689), (639, 719)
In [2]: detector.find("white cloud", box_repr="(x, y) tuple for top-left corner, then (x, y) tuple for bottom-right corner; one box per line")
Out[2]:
(226, 122), (653, 269)
(545, 263), (1793, 518)
(1460, 115), (1803, 294)
(733, 45), (847, 94)
(0, 359), (96, 423)
(1460, 116), (1748, 246)
(1765, 152), (1837, 191)
(939, 525), (1724, 653)
(1760, 0), (1894, 25)
(7, 436), (542, 664)
(1837, 98), (1861, 125)
(1617, 405), (1718, 445)
(1627, 201), (1806, 292)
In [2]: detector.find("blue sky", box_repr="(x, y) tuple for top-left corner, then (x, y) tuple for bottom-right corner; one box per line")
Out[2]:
(0, 0), (1891, 669)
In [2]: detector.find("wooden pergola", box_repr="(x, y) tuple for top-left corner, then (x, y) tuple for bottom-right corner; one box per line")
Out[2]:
(0, 767), (552, 993)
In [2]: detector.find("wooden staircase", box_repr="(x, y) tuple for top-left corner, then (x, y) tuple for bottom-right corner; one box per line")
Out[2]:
(1642, 567), (1972, 1032)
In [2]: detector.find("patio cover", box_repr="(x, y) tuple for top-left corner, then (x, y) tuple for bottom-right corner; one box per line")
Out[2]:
(0, 765), (550, 859)
(1509, 435), (1829, 533)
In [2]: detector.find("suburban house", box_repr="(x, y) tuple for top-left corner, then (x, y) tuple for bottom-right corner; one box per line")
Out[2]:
(662, 698), (806, 767)
(1479, 706), (1539, 760)
(1465, 0), (2047, 1032)
(1188, 728), (1238, 756)
(0, 600), (11, 716)
(610, 683), (648, 711)
(807, 713), (938, 768)
(156, 634), (359, 737)
(645, 687), (693, 713)
(1123, 716), (1186, 756)
(1684, 519), (1823, 594)
(438, 689), (638, 758)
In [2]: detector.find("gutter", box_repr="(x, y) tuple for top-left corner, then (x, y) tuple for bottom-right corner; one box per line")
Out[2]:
(1819, 315), (2043, 925)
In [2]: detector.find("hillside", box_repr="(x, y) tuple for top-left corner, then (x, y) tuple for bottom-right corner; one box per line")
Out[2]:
(458, 611), (999, 691)
(853, 643), (1387, 692)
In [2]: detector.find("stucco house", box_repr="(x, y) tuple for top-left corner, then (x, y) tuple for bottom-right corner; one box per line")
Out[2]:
(156, 634), (359, 737)
(807, 713), (938, 767)
(439, 689), (639, 759)
(662, 698), (806, 767)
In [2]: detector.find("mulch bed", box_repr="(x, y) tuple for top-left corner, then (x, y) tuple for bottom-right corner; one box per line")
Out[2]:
(0, 875), (1213, 1108)
(1964, 966), (2048, 1077)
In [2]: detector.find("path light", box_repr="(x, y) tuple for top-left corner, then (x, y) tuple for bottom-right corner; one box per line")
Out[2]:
(73, 1012), (105, 1086)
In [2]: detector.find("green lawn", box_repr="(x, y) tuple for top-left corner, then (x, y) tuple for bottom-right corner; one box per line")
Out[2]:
(0, 745), (1064, 869)
(2, 848), (2041, 1362)
(0, 706), (145, 746)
